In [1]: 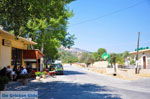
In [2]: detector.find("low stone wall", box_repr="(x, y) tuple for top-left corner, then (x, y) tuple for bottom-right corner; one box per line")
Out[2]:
(89, 61), (108, 68)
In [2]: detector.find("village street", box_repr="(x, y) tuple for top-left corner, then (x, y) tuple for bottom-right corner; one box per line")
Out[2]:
(6, 65), (150, 99)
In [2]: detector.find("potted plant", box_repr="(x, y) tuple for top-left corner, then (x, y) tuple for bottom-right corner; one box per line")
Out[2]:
(41, 71), (47, 79)
(35, 72), (42, 81)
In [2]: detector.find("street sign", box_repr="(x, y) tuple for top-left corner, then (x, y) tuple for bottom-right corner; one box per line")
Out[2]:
(101, 52), (110, 60)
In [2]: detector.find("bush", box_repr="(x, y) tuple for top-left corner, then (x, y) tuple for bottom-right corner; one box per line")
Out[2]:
(35, 72), (42, 76)
(42, 71), (47, 75)
(0, 76), (10, 91)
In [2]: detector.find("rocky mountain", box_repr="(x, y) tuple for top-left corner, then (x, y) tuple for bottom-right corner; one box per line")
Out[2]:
(59, 46), (90, 58)
(60, 46), (89, 53)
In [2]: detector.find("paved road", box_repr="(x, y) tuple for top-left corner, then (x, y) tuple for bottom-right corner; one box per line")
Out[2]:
(6, 65), (150, 99)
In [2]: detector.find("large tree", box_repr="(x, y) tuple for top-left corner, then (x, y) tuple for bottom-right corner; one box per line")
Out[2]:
(93, 48), (107, 61)
(79, 52), (95, 67)
(0, 0), (75, 66)
(0, 0), (30, 36)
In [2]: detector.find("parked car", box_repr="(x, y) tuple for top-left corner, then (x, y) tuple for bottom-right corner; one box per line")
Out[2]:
(49, 63), (64, 75)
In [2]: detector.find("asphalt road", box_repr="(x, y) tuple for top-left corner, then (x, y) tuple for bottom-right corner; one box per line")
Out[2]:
(6, 64), (150, 99)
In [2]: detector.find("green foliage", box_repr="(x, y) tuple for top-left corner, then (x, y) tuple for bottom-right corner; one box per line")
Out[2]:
(41, 71), (47, 75)
(0, 76), (10, 91)
(130, 59), (135, 65)
(79, 52), (95, 67)
(35, 72), (42, 77)
(93, 48), (107, 61)
(93, 52), (99, 61)
(110, 51), (130, 66)
(110, 53), (117, 65)
(0, 0), (31, 36)
(61, 33), (76, 48)
(122, 51), (130, 59)
(116, 54), (124, 65)
(59, 49), (78, 63)
(0, 0), (75, 62)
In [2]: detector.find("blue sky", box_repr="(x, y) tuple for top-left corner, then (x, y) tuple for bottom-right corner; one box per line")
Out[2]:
(68, 0), (150, 53)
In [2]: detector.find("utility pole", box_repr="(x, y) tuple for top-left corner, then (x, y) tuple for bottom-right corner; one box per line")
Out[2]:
(135, 32), (140, 74)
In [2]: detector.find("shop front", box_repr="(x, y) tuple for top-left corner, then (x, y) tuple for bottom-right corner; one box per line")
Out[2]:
(23, 50), (44, 71)
(0, 29), (36, 70)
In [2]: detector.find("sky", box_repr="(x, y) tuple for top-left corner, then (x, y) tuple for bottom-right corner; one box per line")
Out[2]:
(67, 0), (150, 53)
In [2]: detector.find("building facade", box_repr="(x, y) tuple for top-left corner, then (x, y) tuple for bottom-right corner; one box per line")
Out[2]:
(130, 49), (150, 69)
(0, 29), (41, 70)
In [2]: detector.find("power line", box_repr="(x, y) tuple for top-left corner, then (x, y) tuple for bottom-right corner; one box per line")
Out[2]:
(71, 0), (146, 27)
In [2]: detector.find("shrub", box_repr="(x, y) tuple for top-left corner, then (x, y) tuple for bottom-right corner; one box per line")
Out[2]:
(35, 72), (42, 76)
(43, 71), (47, 75)
(0, 76), (10, 91)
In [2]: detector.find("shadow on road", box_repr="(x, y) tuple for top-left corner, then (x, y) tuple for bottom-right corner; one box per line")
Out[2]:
(63, 70), (86, 75)
(6, 80), (121, 99)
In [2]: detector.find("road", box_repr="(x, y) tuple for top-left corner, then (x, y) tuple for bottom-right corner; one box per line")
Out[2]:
(6, 64), (150, 99)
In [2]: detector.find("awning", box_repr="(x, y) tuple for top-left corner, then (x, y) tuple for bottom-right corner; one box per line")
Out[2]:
(23, 49), (44, 60)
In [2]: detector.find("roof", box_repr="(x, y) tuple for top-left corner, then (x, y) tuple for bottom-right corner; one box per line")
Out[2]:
(0, 29), (37, 45)
(130, 49), (150, 55)
(23, 49), (44, 59)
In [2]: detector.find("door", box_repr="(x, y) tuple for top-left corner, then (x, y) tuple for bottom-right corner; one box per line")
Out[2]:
(143, 56), (146, 69)
(11, 48), (22, 67)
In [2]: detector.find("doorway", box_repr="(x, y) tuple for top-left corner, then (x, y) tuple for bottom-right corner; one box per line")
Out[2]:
(11, 48), (23, 68)
(143, 56), (146, 69)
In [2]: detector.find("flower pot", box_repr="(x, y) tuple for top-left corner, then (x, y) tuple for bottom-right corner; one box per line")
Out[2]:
(36, 76), (41, 81)
(42, 75), (46, 79)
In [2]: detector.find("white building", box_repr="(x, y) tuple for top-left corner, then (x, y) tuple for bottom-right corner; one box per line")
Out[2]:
(130, 49), (150, 69)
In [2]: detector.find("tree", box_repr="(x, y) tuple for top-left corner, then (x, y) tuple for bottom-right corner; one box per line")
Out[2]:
(79, 53), (95, 67)
(116, 54), (124, 65)
(0, 0), (32, 36)
(93, 48), (107, 61)
(122, 51), (130, 59)
(23, 0), (75, 62)
(93, 52), (99, 61)
(110, 53), (117, 74)
(59, 50), (78, 64)
(0, 0), (75, 69)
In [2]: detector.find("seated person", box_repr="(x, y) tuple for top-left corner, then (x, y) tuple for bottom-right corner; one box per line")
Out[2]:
(20, 67), (28, 75)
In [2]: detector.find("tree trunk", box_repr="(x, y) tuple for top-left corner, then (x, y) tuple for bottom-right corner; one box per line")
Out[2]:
(114, 64), (117, 73)
(40, 42), (44, 71)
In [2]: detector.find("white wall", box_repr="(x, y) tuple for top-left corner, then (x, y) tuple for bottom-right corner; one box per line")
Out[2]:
(138, 53), (150, 69)
(90, 61), (108, 68)
(0, 45), (11, 68)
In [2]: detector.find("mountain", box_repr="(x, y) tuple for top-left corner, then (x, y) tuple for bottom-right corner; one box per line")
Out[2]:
(59, 46), (90, 58)
(60, 46), (89, 53)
